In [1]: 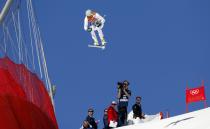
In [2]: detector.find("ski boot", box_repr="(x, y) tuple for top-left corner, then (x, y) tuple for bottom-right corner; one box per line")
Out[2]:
(101, 37), (107, 46)
(93, 39), (99, 46)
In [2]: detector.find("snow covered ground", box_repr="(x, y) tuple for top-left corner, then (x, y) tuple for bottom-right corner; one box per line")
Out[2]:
(118, 107), (210, 129)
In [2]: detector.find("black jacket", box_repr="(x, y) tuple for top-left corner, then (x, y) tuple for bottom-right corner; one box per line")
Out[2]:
(132, 103), (143, 119)
(103, 114), (109, 129)
(86, 115), (97, 129)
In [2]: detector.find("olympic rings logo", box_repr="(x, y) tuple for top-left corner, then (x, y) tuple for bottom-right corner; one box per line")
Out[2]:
(190, 89), (199, 95)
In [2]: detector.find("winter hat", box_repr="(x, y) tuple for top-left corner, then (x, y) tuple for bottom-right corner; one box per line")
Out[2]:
(88, 108), (94, 112)
(111, 101), (117, 105)
(136, 96), (142, 99)
(123, 80), (130, 85)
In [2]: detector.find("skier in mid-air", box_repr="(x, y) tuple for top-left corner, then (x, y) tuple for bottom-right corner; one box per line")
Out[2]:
(84, 9), (106, 47)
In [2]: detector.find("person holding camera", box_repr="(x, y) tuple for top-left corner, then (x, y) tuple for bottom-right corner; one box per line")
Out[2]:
(117, 80), (131, 126)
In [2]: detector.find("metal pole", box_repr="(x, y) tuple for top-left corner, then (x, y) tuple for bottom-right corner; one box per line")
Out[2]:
(204, 100), (208, 108)
(186, 103), (188, 113)
(202, 80), (204, 86)
(202, 80), (208, 108)
(166, 109), (170, 118)
(0, 0), (13, 24)
(186, 82), (188, 113)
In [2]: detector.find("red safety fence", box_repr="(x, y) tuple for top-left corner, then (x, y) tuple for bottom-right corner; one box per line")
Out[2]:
(0, 57), (58, 129)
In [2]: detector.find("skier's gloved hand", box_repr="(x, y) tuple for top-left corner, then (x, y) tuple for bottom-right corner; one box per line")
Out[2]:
(87, 27), (92, 32)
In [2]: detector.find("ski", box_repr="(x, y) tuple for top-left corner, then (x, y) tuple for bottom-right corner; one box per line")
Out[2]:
(88, 44), (105, 50)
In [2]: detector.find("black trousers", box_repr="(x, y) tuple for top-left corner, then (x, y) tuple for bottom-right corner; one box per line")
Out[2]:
(118, 106), (127, 127)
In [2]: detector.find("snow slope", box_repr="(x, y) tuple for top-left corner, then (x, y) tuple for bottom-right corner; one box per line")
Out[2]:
(118, 107), (210, 129)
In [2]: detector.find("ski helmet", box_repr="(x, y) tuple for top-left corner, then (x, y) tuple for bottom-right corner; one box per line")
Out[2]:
(86, 9), (92, 16)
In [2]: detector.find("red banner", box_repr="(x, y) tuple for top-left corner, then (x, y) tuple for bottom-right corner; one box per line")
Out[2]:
(186, 86), (206, 104)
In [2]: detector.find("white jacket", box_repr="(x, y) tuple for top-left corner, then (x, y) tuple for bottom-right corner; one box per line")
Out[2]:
(84, 13), (105, 31)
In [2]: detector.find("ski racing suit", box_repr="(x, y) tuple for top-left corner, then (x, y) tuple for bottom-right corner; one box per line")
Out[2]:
(84, 12), (106, 45)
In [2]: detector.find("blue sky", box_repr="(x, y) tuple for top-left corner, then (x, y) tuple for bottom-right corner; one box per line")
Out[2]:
(33, 0), (210, 129)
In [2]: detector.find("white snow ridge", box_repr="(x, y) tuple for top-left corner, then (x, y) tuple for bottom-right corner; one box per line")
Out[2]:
(118, 107), (210, 129)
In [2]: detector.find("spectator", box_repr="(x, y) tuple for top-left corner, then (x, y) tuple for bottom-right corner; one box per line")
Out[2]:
(107, 101), (118, 128)
(85, 108), (98, 129)
(117, 80), (131, 126)
(80, 120), (93, 129)
(103, 108), (109, 129)
(132, 96), (145, 119)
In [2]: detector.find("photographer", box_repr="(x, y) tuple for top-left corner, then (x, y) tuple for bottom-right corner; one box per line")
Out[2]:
(117, 80), (131, 126)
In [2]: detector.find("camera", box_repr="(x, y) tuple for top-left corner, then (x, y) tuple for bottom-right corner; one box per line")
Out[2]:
(117, 82), (124, 89)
